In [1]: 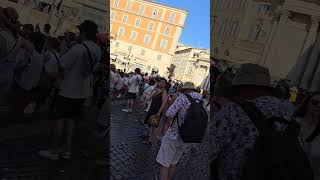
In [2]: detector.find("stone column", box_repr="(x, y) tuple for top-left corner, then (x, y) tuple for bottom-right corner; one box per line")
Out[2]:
(261, 16), (279, 65)
(263, 10), (290, 67)
(288, 16), (319, 86)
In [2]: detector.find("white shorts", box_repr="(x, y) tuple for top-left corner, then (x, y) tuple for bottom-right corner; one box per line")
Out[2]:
(156, 136), (188, 167)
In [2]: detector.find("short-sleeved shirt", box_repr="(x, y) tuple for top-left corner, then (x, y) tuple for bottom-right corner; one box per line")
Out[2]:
(203, 96), (292, 180)
(44, 50), (60, 77)
(128, 74), (142, 93)
(58, 41), (101, 99)
(165, 92), (203, 141)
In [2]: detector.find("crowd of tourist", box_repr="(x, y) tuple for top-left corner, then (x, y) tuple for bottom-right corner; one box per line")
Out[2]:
(110, 58), (320, 180)
(0, 6), (108, 171)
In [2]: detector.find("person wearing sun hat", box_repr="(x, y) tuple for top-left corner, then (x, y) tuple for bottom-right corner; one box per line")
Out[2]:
(38, 20), (101, 161)
(205, 63), (297, 180)
(156, 81), (203, 180)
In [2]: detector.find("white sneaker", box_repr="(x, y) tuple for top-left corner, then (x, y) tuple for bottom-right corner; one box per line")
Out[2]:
(61, 152), (72, 160)
(117, 94), (121, 98)
(122, 109), (129, 112)
(129, 109), (133, 113)
(38, 150), (59, 160)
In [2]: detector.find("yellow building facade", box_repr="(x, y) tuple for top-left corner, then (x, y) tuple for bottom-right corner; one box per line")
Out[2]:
(110, 0), (188, 76)
(0, 0), (107, 35)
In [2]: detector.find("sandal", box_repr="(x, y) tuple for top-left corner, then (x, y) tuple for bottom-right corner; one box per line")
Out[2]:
(142, 139), (153, 145)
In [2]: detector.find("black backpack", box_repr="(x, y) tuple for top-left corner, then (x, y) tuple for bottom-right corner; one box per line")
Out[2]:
(236, 101), (314, 180)
(177, 94), (208, 143)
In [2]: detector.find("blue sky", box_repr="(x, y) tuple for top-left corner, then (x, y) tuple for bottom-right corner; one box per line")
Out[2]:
(156, 0), (210, 49)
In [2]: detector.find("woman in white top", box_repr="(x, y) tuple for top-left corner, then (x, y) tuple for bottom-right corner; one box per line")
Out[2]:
(294, 92), (320, 178)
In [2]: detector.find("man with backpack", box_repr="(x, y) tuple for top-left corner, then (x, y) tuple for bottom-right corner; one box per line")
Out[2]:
(38, 20), (101, 160)
(206, 63), (314, 180)
(122, 68), (142, 113)
(156, 82), (208, 180)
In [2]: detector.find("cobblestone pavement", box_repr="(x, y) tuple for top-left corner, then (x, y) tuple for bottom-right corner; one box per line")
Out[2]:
(110, 103), (209, 180)
(0, 107), (107, 180)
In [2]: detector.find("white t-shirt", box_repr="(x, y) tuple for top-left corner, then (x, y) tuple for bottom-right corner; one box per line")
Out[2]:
(123, 77), (129, 87)
(15, 51), (44, 91)
(58, 41), (101, 99)
(128, 74), (142, 93)
(44, 50), (60, 77)
(110, 70), (118, 90)
(115, 75), (124, 90)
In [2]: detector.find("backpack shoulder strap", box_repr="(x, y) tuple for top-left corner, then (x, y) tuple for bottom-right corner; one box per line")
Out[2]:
(236, 101), (270, 134)
(184, 93), (195, 104)
(81, 43), (94, 71)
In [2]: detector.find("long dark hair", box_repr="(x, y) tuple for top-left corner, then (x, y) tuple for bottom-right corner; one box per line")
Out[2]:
(294, 91), (320, 142)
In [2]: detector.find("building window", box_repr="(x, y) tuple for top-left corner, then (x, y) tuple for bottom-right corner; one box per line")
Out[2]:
(130, 31), (137, 40)
(115, 42), (120, 47)
(144, 34), (151, 45)
(113, 0), (120, 7)
(141, 49), (145, 56)
(151, 8), (158, 18)
(148, 22), (154, 31)
(118, 27), (125, 36)
(157, 55), (162, 61)
(126, 0), (132, 10)
(135, 18), (141, 27)
(111, 12), (116, 20)
(165, 26), (171, 35)
(169, 12), (175, 23)
(160, 39), (168, 49)
(122, 15), (128, 23)
(139, 4), (145, 14)
(128, 45), (132, 52)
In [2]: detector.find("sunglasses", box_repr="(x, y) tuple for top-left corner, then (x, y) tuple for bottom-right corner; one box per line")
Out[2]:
(311, 99), (320, 107)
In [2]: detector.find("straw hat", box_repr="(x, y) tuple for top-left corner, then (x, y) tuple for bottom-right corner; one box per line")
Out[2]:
(232, 63), (273, 88)
(181, 82), (196, 90)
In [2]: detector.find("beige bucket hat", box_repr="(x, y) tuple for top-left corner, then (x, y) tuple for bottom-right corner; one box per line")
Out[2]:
(232, 63), (273, 88)
(181, 82), (196, 90)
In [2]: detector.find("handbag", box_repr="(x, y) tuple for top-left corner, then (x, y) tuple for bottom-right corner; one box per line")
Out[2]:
(148, 114), (160, 127)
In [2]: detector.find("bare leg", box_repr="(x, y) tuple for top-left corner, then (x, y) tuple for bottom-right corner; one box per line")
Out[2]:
(52, 118), (65, 152)
(168, 165), (177, 180)
(129, 99), (134, 110)
(159, 165), (169, 180)
(66, 118), (75, 153)
(148, 127), (156, 142)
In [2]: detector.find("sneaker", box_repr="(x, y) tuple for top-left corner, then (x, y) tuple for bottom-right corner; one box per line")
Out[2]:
(117, 94), (121, 98)
(61, 152), (72, 160)
(122, 109), (129, 112)
(38, 150), (59, 160)
(129, 109), (133, 113)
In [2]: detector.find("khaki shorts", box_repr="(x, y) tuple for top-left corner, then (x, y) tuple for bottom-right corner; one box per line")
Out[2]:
(156, 136), (188, 167)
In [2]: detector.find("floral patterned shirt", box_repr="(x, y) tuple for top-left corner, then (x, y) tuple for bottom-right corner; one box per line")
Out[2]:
(204, 96), (292, 180)
(165, 92), (203, 141)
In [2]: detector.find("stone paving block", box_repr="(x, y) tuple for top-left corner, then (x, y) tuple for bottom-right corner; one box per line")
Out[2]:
(111, 104), (209, 179)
